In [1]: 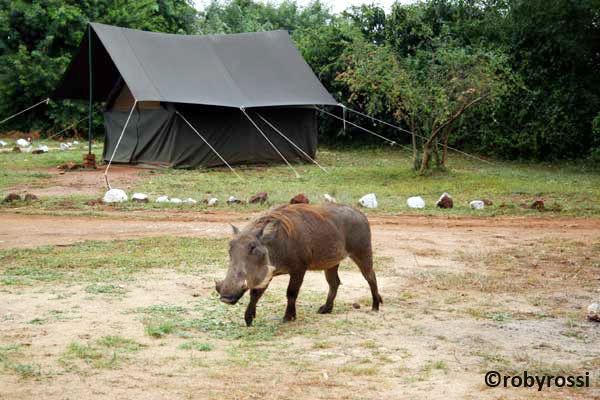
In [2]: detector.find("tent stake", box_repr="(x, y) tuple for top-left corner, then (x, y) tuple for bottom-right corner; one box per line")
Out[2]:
(241, 108), (301, 178)
(256, 113), (328, 173)
(176, 111), (242, 179)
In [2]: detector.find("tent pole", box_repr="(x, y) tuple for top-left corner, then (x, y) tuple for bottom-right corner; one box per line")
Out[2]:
(88, 24), (93, 156)
(241, 108), (300, 178)
(176, 111), (242, 179)
(256, 112), (328, 173)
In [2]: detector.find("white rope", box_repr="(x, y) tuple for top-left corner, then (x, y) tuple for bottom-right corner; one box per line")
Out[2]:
(0, 98), (50, 126)
(340, 104), (494, 165)
(241, 108), (301, 178)
(317, 107), (413, 152)
(256, 113), (328, 173)
(176, 111), (242, 179)
(46, 116), (89, 141)
(104, 101), (137, 189)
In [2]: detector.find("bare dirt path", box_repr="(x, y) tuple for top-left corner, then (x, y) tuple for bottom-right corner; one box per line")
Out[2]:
(1, 212), (597, 250)
(1, 212), (599, 400)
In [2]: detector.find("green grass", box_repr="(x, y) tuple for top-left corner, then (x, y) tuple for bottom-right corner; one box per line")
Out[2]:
(0, 236), (227, 286)
(178, 340), (214, 351)
(1, 140), (598, 216)
(0, 344), (41, 378)
(60, 335), (142, 370)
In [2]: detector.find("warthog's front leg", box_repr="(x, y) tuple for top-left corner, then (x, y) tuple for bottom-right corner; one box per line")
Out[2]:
(283, 271), (305, 322)
(245, 288), (265, 327)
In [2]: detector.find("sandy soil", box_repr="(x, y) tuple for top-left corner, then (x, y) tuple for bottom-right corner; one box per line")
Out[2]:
(0, 212), (599, 399)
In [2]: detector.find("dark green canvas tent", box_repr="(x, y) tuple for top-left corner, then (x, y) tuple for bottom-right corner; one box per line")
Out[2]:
(53, 23), (337, 168)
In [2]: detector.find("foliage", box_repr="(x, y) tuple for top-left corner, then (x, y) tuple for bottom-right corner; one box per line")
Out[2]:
(1, 0), (599, 162)
(337, 37), (512, 171)
(0, 0), (197, 135)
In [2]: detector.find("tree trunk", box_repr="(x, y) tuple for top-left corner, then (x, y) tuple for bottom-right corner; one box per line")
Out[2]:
(442, 124), (451, 166)
(419, 138), (433, 174)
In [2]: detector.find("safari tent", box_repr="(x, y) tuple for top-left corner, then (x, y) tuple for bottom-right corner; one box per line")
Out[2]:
(53, 23), (337, 168)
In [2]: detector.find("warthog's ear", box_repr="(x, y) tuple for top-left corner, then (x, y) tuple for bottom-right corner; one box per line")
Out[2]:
(231, 224), (240, 235)
(257, 221), (278, 243)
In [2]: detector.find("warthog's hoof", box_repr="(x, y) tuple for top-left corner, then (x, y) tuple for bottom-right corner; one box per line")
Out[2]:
(317, 304), (333, 314)
(282, 314), (296, 322)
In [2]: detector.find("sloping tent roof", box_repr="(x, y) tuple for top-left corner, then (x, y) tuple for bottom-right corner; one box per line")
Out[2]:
(54, 23), (337, 108)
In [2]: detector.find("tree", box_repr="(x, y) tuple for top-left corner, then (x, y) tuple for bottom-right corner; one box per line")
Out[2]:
(0, 0), (197, 135)
(338, 38), (511, 173)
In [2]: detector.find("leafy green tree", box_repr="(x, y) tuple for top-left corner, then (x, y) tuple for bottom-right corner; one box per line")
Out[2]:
(0, 0), (197, 135)
(338, 38), (512, 173)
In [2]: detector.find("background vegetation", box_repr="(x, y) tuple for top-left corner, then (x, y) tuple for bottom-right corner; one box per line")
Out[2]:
(1, 0), (599, 162)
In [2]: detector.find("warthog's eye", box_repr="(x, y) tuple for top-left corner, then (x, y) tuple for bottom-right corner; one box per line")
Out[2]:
(248, 242), (256, 253)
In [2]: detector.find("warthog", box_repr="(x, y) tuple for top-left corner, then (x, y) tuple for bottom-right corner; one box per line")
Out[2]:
(215, 203), (383, 326)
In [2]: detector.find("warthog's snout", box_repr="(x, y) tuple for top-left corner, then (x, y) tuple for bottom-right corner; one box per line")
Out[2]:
(215, 279), (246, 305)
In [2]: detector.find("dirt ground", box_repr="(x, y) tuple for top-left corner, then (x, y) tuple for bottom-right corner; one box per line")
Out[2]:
(1, 211), (599, 399)
(10, 165), (146, 197)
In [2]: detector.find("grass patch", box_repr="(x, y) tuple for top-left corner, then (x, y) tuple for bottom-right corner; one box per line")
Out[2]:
(178, 340), (213, 351)
(2, 142), (599, 217)
(85, 283), (127, 295)
(60, 335), (142, 370)
(0, 237), (228, 286)
(0, 344), (41, 378)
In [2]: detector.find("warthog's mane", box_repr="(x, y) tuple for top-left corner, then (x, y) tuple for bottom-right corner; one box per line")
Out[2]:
(255, 204), (330, 238)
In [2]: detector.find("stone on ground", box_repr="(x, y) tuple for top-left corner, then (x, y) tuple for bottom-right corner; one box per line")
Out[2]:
(436, 192), (453, 209)
(131, 193), (149, 203)
(3, 193), (21, 203)
(407, 196), (425, 209)
(227, 196), (243, 205)
(587, 303), (600, 322)
(183, 198), (197, 204)
(155, 195), (169, 203)
(323, 194), (337, 203)
(23, 193), (38, 202)
(359, 193), (378, 209)
(249, 192), (268, 204)
(207, 197), (218, 206)
(102, 189), (128, 203)
(290, 194), (309, 204)
(469, 200), (485, 210)
(531, 198), (545, 211)
(16, 138), (30, 148)
(169, 198), (183, 204)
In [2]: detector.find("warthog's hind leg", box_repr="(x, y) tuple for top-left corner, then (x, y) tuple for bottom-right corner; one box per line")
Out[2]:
(318, 265), (341, 314)
(245, 288), (265, 327)
(283, 271), (305, 322)
(351, 251), (383, 311)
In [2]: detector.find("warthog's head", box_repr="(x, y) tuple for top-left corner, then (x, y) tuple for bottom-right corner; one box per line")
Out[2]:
(215, 224), (276, 305)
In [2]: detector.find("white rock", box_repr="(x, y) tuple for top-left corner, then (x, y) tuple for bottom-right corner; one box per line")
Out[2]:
(36, 145), (49, 153)
(407, 196), (425, 209)
(60, 143), (71, 151)
(227, 196), (238, 204)
(102, 188), (128, 203)
(0, 140), (7, 147)
(207, 197), (219, 206)
(169, 198), (183, 204)
(21, 146), (33, 153)
(324, 194), (337, 203)
(73, 140), (79, 145)
(183, 198), (197, 204)
(131, 193), (148, 201)
(16, 138), (30, 147)
(155, 195), (170, 203)
(359, 193), (378, 209)
(469, 200), (485, 210)
(588, 303), (600, 322)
